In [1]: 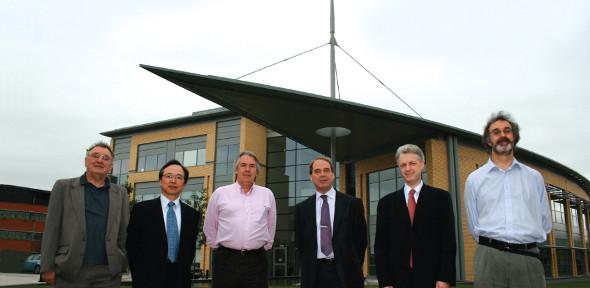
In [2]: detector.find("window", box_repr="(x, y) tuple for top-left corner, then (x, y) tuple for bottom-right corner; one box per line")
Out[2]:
(137, 136), (207, 173)
(557, 248), (573, 277)
(214, 119), (241, 188)
(551, 199), (568, 247)
(112, 137), (131, 185)
(137, 141), (168, 173)
(572, 206), (583, 248)
(175, 136), (207, 167)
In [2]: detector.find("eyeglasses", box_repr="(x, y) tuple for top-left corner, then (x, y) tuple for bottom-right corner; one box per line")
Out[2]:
(489, 127), (513, 136)
(163, 174), (185, 181)
(88, 153), (112, 162)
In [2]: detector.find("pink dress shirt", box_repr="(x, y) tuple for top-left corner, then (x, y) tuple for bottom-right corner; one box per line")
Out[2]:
(203, 182), (276, 250)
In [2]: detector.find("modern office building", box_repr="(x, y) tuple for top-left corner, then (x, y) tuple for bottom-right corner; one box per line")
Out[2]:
(0, 184), (49, 272)
(101, 65), (590, 281)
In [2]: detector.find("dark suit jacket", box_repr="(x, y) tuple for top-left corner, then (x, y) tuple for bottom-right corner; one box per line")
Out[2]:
(295, 191), (367, 288)
(40, 177), (129, 280)
(374, 185), (456, 288)
(126, 197), (200, 288)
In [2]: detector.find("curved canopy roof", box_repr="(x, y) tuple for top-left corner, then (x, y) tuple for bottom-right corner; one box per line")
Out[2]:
(134, 64), (590, 195)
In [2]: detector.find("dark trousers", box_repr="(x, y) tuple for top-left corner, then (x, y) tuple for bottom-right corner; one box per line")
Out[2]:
(315, 260), (343, 288)
(212, 247), (268, 288)
(165, 262), (179, 288)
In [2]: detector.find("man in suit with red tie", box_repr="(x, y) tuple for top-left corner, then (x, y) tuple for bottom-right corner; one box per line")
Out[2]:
(126, 160), (200, 288)
(295, 156), (367, 288)
(374, 144), (456, 288)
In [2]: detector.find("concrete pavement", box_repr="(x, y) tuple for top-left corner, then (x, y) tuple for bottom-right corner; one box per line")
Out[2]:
(0, 272), (132, 287)
(0, 273), (42, 286)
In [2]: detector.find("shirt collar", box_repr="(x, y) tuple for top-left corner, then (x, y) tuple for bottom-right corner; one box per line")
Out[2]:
(234, 182), (256, 194)
(404, 180), (423, 196)
(315, 187), (336, 201)
(79, 173), (110, 189)
(160, 195), (180, 209)
(485, 157), (522, 173)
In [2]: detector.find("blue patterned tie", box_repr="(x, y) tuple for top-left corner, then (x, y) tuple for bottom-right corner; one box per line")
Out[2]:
(167, 202), (179, 262)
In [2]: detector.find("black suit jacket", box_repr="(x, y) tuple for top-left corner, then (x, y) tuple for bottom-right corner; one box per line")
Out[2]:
(295, 191), (367, 288)
(374, 185), (456, 288)
(126, 197), (200, 288)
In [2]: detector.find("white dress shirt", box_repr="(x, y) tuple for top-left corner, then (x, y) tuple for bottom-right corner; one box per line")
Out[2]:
(403, 180), (424, 206)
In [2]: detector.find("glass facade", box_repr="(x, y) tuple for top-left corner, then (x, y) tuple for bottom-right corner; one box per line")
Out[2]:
(112, 137), (131, 185)
(549, 191), (590, 277)
(214, 119), (240, 189)
(266, 136), (338, 277)
(137, 136), (207, 173)
(366, 166), (427, 276)
(572, 207), (583, 248)
(557, 248), (573, 277)
(552, 199), (568, 247)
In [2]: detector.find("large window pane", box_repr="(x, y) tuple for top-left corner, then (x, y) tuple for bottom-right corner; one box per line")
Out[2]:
(157, 154), (166, 170)
(175, 151), (184, 163)
(137, 157), (146, 172)
(557, 248), (572, 277)
(575, 249), (586, 276)
(145, 155), (158, 171)
(184, 150), (197, 166)
(112, 160), (122, 175)
(197, 149), (206, 165)
(267, 137), (286, 153)
(297, 149), (319, 165)
(121, 159), (129, 174)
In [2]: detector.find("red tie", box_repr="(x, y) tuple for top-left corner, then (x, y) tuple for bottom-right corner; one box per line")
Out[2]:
(408, 189), (416, 268)
(408, 189), (416, 224)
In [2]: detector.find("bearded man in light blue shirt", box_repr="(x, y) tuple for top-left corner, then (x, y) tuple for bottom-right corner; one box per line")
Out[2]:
(465, 111), (551, 288)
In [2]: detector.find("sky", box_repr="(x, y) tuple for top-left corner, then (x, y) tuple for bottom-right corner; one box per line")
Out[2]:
(1, 0), (589, 190)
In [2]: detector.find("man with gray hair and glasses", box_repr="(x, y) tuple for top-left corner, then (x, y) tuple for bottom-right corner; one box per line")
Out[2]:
(203, 151), (276, 288)
(41, 142), (129, 287)
(465, 111), (551, 287)
(375, 144), (456, 288)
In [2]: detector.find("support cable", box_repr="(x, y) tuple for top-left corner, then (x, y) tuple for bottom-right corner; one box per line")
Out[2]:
(236, 43), (329, 80)
(336, 45), (423, 118)
(334, 62), (342, 100)
(234, 41), (422, 118)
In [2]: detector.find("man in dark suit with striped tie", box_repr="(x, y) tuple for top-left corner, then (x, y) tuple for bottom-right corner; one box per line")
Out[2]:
(126, 160), (200, 288)
(295, 156), (367, 288)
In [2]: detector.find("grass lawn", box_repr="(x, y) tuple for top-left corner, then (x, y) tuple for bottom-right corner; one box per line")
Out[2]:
(4, 278), (589, 288)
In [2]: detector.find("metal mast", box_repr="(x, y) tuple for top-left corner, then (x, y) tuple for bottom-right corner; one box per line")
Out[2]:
(329, 0), (337, 165)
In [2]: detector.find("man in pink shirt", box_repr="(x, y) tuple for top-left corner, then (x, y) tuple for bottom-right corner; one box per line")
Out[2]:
(203, 150), (277, 288)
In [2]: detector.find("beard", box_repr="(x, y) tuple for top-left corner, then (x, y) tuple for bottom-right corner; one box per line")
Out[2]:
(492, 137), (513, 155)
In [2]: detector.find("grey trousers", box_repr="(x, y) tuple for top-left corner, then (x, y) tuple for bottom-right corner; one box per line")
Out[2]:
(474, 244), (546, 288)
(55, 264), (121, 288)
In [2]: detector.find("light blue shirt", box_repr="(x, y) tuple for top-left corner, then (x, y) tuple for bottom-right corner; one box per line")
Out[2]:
(160, 195), (181, 232)
(465, 158), (551, 244)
